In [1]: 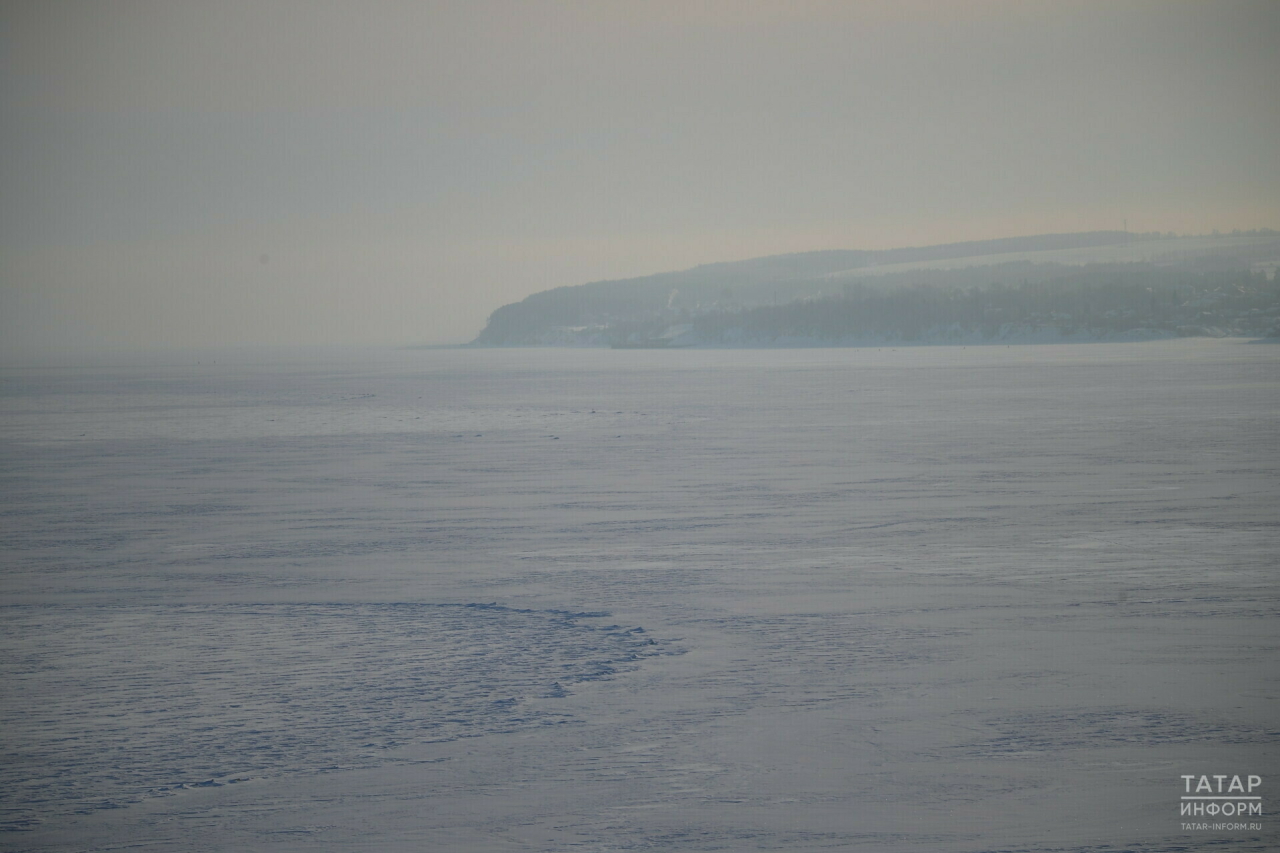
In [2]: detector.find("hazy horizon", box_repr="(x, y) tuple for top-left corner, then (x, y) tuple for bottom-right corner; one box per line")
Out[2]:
(3, 1), (1278, 355)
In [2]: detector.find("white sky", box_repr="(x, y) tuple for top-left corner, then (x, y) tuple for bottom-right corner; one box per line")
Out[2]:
(2, 0), (1278, 353)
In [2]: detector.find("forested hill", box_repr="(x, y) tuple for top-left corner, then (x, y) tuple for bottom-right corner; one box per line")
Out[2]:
(470, 231), (1280, 346)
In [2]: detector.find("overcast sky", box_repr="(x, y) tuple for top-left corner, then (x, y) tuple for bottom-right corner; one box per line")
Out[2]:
(2, 0), (1278, 353)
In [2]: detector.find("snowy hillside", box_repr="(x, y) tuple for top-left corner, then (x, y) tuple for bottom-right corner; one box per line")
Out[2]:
(472, 231), (1280, 346)
(472, 232), (1280, 347)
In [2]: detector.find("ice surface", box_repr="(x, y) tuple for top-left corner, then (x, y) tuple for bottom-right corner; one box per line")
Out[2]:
(0, 602), (669, 823)
(1, 340), (1277, 851)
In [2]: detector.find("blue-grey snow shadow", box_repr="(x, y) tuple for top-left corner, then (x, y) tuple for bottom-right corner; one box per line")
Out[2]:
(0, 602), (675, 827)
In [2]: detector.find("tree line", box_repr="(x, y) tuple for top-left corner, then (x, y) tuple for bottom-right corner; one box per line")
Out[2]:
(681, 265), (1280, 343)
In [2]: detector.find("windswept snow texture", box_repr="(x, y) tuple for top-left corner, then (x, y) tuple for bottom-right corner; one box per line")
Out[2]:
(1, 341), (1278, 852)
(0, 603), (666, 823)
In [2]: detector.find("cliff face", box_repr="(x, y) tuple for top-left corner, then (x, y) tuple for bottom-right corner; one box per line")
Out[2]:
(471, 232), (1280, 346)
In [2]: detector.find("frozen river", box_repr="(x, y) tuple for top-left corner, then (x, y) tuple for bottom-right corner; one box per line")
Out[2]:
(2, 340), (1277, 851)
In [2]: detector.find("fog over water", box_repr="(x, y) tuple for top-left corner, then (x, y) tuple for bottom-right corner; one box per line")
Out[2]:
(2, 3), (1279, 851)
(3, 1), (1279, 354)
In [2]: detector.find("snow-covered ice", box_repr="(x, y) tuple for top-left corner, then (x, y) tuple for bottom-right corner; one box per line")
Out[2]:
(1, 340), (1276, 851)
